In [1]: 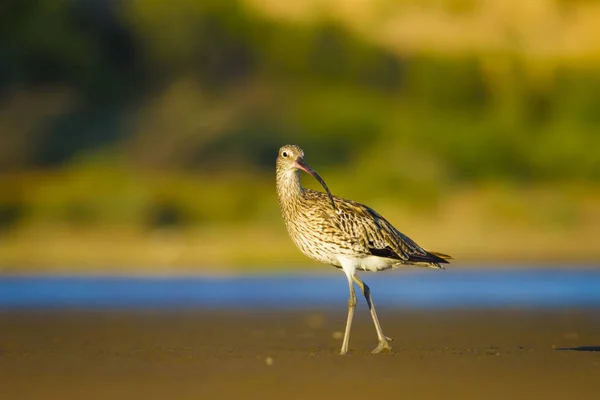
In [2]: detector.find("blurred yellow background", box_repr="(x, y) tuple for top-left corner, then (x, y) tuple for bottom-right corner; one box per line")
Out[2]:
(1, 0), (599, 274)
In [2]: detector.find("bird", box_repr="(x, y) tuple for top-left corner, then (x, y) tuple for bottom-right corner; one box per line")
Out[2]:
(276, 144), (451, 355)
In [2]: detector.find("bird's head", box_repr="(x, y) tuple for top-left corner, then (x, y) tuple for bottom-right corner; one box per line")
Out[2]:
(276, 144), (336, 210)
(276, 144), (307, 173)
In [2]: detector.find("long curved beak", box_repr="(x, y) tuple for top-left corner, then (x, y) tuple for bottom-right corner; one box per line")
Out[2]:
(294, 158), (337, 211)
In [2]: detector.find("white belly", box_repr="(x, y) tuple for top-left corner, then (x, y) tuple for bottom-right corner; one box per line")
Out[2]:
(336, 254), (396, 273)
(356, 255), (397, 271)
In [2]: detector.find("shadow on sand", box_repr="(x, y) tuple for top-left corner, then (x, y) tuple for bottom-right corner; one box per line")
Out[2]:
(556, 346), (600, 352)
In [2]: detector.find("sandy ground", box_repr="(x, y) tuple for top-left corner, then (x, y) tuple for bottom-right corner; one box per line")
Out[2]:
(0, 309), (599, 400)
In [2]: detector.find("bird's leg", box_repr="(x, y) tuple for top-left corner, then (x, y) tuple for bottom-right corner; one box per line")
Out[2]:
(352, 274), (392, 354)
(340, 277), (356, 355)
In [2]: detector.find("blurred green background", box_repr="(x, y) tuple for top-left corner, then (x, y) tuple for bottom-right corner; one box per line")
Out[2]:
(1, 0), (599, 274)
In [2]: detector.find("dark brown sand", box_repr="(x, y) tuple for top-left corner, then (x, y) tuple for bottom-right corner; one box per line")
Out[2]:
(1, 309), (599, 400)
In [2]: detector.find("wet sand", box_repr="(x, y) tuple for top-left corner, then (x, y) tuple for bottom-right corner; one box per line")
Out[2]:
(1, 309), (599, 400)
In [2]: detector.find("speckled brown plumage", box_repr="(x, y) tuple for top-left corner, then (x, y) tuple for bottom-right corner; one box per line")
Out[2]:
(275, 144), (451, 355)
(277, 145), (450, 271)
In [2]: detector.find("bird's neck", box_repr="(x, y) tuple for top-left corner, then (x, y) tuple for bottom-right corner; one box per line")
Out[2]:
(276, 169), (304, 214)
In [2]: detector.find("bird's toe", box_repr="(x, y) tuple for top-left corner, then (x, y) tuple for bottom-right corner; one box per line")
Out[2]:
(372, 339), (393, 354)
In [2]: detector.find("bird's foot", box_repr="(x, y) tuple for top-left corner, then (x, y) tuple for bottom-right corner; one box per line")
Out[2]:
(372, 339), (392, 354)
(339, 344), (350, 355)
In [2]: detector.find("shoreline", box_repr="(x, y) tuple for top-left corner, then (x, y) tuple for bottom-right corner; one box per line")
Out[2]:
(1, 261), (600, 276)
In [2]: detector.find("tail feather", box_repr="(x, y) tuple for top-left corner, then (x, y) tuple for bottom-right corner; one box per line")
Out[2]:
(419, 251), (452, 270)
(428, 251), (453, 261)
(405, 250), (451, 270)
(408, 251), (451, 264)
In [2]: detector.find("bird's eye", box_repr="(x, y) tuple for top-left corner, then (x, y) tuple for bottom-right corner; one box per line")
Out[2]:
(282, 151), (288, 158)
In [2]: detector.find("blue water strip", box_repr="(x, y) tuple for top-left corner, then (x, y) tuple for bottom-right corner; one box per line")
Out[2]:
(1, 268), (600, 310)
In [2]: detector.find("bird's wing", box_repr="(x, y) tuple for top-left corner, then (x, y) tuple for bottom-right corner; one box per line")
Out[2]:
(340, 200), (432, 262)
(306, 189), (447, 265)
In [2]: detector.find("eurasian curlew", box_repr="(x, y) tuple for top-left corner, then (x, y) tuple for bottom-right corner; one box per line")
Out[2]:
(276, 144), (451, 355)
